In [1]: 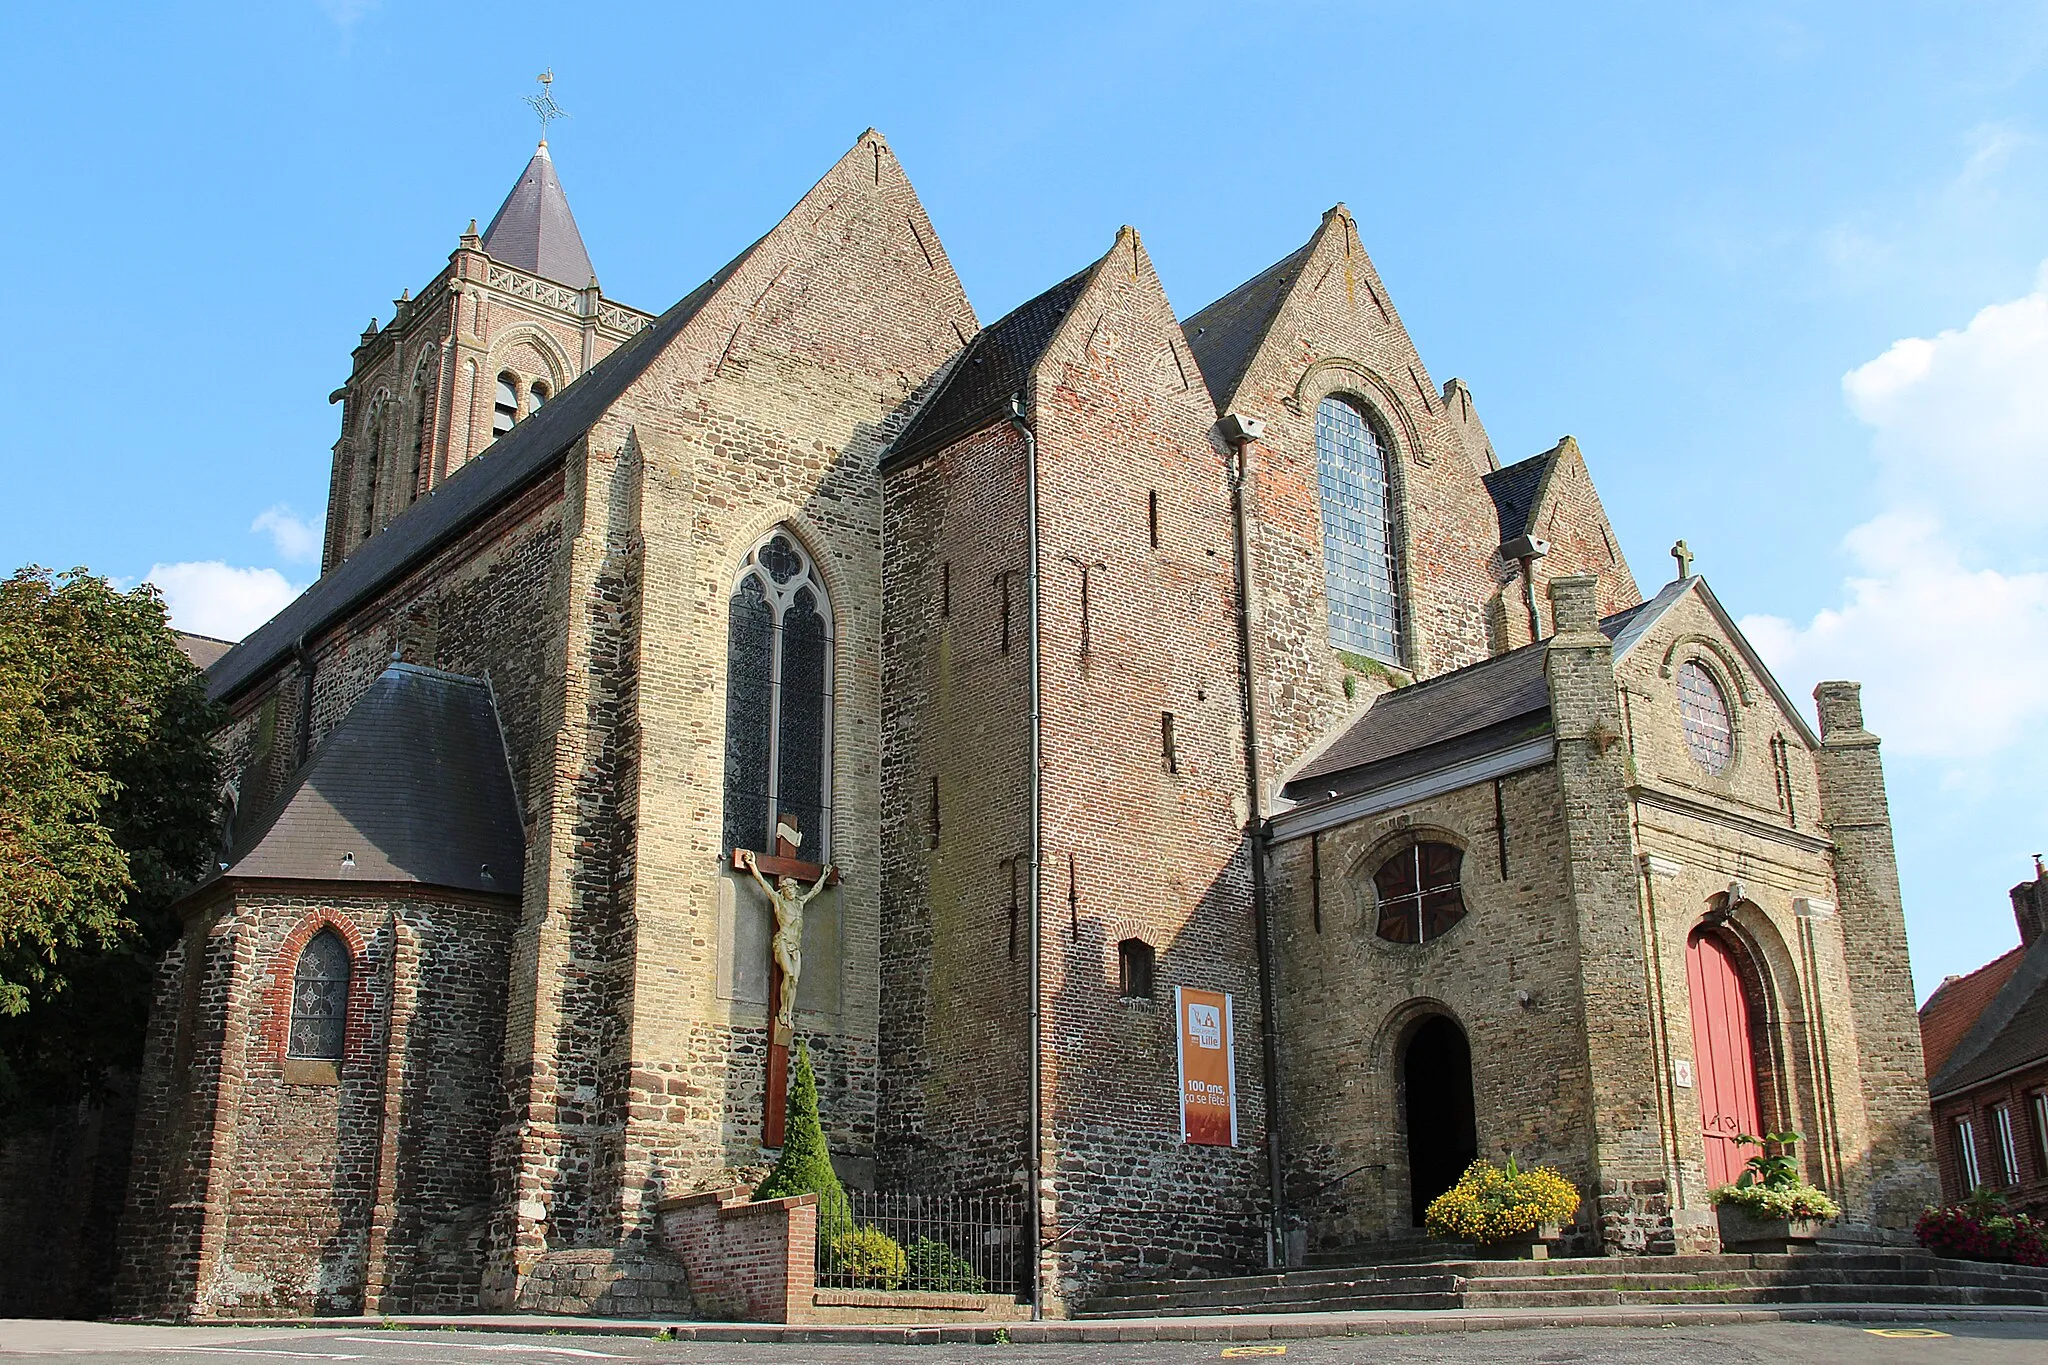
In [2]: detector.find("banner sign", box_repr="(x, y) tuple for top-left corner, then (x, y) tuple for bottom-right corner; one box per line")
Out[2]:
(1175, 986), (1237, 1146)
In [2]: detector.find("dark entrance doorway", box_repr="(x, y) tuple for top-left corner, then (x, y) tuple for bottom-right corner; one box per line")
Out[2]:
(1403, 1014), (1478, 1226)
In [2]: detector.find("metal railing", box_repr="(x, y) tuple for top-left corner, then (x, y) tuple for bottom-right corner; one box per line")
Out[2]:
(816, 1191), (1025, 1297)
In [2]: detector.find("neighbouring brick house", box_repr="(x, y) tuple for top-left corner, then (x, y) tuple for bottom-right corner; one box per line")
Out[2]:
(1920, 872), (2048, 1215)
(87, 129), (1933, 1320)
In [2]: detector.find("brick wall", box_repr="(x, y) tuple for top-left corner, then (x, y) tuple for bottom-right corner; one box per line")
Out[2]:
(114, 887), (513, 1318)
(654, 1187), (816, 1321)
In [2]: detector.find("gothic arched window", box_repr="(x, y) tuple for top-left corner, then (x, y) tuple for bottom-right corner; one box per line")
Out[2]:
(360, 419), (382, 541)
(1315, 395), (1402, 663)
(409, 389), (431, 504)
(493, 373), (518, 436)
(1373, 842), (1465, 944)
(529, 380), (550, 411)
(288, 929), (351, 1060)
(722, 530), (834, 858)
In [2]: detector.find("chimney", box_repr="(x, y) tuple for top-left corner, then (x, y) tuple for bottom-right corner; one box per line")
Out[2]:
(1547, 575), (1600, 636)
(2014, 867), (2047, 947)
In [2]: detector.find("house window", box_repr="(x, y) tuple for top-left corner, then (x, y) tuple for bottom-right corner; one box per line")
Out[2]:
(1955, 1116), (1982, 1190)
(1993, 1105), (2020, 1185)
(1373, 842), (1466, 944)
(288, 930), (351, 1060)
(493, 372), (518, 436)
(1314, 396), (1401, 663)
(1118, 939), (1155, 999)
(722, 529), (833, 858)
(2034, 1091), (2048, 1177)
(1676, 660), (1734, 775)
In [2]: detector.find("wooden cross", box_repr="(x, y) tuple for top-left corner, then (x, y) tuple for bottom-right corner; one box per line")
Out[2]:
(731, 813), (838, 1147)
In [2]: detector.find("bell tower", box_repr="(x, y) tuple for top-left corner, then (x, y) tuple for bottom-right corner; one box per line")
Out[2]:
(320, 93), (652, 573)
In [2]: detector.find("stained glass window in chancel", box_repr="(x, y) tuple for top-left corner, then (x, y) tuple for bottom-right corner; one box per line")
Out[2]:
(1676, 661), (1734, 775)
(288, 930), (351, 1060)
(1314, 396), (1402, 663)
(721, 531), (834, 858)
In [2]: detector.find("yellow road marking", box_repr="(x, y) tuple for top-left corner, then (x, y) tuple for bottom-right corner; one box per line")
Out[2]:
(1865, 1328), (1952, 1338)
(1220, 1348), (1288, 1357)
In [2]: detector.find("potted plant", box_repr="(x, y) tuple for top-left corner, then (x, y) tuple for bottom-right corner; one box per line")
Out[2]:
(1424, 1156), (1582, 1259)
(1709, 1131), (1841, 1251)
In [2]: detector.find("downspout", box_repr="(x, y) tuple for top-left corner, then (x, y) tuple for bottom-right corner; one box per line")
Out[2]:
(1218, 414), (1287, 1269)
(1008, 394), (1045, 1321)
(1502, 535), (1551, 643)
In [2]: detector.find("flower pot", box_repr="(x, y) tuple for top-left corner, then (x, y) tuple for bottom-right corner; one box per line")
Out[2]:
(1490, 1221), (1564, 1260)
(1716, 1204), (1825, 1253)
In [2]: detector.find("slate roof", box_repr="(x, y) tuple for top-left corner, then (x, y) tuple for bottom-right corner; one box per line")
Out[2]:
(885, 265), (1095, 469)
(175, 631), (235, 670)
(209, 662), (523, 897)
(1930, 935), (2048, 1097)
(482, 142), (598, 288)
(1481, 446), (1556, 545)
(1181, 243), (1311, 414)
(205, 233), (763, 705)
(1281, 578), (1693, 803)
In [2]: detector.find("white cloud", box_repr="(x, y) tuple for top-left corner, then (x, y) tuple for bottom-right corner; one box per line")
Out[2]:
(145, 562), (304, 642)
(1739, 263), (2048, 763)
(251, 504), (321, 564)
(316, 0), (379, 29)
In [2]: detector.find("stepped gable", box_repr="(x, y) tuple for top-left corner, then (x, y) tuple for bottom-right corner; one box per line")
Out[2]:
(482, 140), (598, 287)
(1481, 447), (1555, 545)
(1181, 241), (1314, 413)
(1920, 947), (2027, 1078)
(1929, 935), (2048, 1097)
(885, 265), (1094, 468)
(209, 661), (524, 896)
(205, 232), (764, 705)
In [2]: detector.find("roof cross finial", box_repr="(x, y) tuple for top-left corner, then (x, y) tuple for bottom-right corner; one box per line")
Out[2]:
(523, 69), (568, 144)
(1671, 539), (1694, 580)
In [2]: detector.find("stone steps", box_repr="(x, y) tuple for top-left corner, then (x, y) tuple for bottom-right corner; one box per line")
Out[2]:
(1078, 1252), (2048, 1318)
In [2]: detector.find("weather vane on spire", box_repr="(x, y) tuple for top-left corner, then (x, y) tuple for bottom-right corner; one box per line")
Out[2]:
(523, 69), (568, 143)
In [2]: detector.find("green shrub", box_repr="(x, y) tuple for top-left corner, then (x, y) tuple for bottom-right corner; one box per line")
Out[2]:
(829, 1225), (908, 1289)
(904, 1236), (984, 1293)
(752, 1040), (850, 1241)
(1708, 1131), (1840, 1222)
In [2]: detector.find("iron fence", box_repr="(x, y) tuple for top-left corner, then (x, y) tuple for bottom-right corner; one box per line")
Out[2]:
(815, 1190), (1025, 1297)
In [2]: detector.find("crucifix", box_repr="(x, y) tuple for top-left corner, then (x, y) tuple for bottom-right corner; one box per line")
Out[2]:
(732, 813), (836, 1146)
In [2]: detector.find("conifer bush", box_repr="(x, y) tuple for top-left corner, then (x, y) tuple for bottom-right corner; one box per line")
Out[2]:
(752, 1040), (851, 1241)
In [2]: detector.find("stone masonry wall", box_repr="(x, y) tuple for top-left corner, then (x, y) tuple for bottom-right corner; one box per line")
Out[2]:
(877, 422), (1034, 1197)
(115, 887), (513, 1319)
(1266, 765), (1595, 1254)
(1028, 230), (1268, 1308)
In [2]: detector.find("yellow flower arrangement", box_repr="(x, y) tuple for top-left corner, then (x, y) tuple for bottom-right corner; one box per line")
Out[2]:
(1424, 1158), (1581, 1243)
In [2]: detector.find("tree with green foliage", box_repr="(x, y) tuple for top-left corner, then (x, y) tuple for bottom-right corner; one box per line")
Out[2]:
(0, 567), (222, 1113)
(753, 1039), (851, 1239)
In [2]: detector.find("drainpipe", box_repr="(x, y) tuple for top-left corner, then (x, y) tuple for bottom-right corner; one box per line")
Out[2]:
(1217, 413), (1287, 1269)
(1502, 535), (1551, 643)
(1008, 394), (1045, 1321)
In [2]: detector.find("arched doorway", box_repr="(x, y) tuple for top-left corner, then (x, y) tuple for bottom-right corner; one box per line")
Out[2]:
(1686, 927), (1764, 1187)
(1402, 1015), (1478, 1226)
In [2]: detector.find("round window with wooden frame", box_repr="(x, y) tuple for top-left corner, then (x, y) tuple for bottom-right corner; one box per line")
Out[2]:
(1676, 660), (1734, 775)
(1373, 842), (1466, 944)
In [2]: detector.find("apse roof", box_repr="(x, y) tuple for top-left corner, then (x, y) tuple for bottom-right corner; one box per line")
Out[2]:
(885, 264), (1094, 469)
(208, 662), (524, 897)
(1181, 242), (1312, 414)
(481, 141), (598, 287)
(204, 232), (763, 705)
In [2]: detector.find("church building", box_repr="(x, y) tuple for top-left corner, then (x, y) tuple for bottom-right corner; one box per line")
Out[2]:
(113, 130), (1936, 1319)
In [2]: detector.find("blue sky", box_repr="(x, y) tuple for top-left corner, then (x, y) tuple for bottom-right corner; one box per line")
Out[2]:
(5, 2), (2047, 1000)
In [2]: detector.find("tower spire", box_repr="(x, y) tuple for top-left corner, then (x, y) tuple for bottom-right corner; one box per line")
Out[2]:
(480, 73), (596, 288)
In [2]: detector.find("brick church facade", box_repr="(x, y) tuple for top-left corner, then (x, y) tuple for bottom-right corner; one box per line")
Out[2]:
(111, 132), (1936, 1319)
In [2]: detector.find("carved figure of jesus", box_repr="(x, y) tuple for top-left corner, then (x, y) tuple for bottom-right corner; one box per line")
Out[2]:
(740, 850), (834, 1031)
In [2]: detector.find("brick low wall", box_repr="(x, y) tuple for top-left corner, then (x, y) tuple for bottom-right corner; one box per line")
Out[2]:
(654, 1187), (816, 1322)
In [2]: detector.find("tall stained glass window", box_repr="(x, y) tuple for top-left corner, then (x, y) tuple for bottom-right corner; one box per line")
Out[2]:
(288, 930), (351, 1060)
(1315, 396), (1402, 662)
(722, 529), (834, 858)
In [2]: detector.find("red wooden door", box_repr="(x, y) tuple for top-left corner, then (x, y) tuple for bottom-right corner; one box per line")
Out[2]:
(1686, 930), (1762, 1188)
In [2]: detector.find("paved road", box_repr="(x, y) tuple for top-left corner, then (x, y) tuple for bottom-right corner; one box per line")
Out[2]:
(3, 1321), (2046, 1364)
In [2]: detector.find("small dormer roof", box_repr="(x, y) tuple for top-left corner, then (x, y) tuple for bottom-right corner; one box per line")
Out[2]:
(481, 140), (598, 288)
